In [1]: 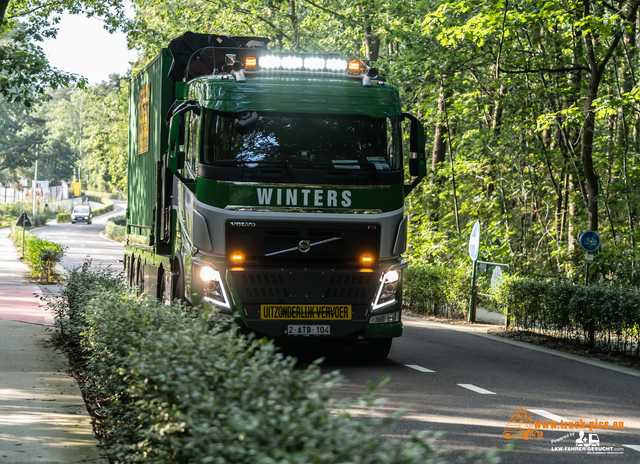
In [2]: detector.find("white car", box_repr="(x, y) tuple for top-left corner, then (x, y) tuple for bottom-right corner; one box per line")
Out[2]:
(71, 205), (93, 224)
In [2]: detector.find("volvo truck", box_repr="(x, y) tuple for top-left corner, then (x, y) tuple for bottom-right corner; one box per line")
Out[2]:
(125, 32), (426, 358)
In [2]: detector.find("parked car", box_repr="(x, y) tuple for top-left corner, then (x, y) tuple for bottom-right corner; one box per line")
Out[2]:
(71, 205), (92, 224)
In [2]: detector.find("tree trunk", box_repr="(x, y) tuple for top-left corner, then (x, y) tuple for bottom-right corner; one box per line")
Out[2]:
(431, 67), (451, 177)
(0, 0), (8, 26)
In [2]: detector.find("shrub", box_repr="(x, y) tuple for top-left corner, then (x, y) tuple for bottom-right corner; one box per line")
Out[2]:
(107, 215), (126, 226)
(86, 193), (115, 216)
(104, 220), (126, 242)
(10, 225), (65, 280)
(57, 212), (71, 223)
(31, 214), (47, 227)
(495, 276), (640, 355)
(53, 264), (498, 464)
(404, 265), (470, 318)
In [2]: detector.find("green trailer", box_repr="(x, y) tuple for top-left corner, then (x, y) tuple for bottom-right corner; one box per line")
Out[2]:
(125, 32), (426, 358)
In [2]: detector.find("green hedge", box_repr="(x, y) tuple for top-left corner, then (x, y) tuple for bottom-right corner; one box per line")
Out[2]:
(403, 265), (470, 318)
(10, 225), (65, 281)
(495, 276), (640, 356)
(86, 194), (114, 216)
(50, 264), (500, 463)
(104, 220), (126, 242)
(57, 212), (71, 223)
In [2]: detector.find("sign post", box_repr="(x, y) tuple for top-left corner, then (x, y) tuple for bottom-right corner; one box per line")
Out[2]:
(468, 221), (480, 322)
(16, 212), (32, 258)
(579, 231), (601, 286)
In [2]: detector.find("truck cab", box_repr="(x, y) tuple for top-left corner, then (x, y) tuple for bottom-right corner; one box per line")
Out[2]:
(125, 32), (426, 358)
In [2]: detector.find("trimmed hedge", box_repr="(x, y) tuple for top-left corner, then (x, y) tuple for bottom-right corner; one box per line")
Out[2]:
(403, 265), (470, 318)
(104, 219), (126, 242)
(495, 276), (640, 356)
(87, 194), (114, 216)
(57, 212), (71, 223)
(10, 225), (65, 281)
(51, 264), (500, 463)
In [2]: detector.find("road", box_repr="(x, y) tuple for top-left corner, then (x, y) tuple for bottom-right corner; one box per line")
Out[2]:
(31, 200), (126, 273)
(30, 209), (640, 462)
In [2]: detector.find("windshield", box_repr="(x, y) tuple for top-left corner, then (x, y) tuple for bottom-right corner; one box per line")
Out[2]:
(73, 206), (90, 213)
(201, 111), (403, 171)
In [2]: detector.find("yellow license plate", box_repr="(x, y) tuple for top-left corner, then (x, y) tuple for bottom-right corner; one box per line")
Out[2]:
(260, 305), (352, 320)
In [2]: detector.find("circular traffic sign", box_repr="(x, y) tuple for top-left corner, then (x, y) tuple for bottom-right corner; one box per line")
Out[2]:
(469, 221), (480, 261)
(579, 231), (601, 252)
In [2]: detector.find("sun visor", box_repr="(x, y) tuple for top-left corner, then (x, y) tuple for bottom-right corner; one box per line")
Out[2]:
(167, 32), (270, 83)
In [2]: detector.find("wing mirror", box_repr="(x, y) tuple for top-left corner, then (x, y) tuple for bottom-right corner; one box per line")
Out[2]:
(401, 113), (426, 196)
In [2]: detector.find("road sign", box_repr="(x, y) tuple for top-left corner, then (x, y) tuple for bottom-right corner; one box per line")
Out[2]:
(16, 212), (31, 227)
(491, 266), (504, 294)
(469, 221), (480, 261)
(579, 231), (601, 252)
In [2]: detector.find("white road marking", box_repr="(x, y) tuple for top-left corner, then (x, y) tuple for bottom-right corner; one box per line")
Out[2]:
(623, 445), (640, 453)
(528, 409), (568, 422)
(44, 317), (54, 324)
(405, 364), (435, 373)
(457, 384), (496, 394)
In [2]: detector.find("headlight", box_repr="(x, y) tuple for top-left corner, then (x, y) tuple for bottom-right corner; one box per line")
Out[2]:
(370, 311), (400, 324)
(372, 268), (402, 310)
(200, 266), (230, 309)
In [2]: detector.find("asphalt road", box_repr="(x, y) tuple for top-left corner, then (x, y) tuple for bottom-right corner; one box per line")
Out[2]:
(29, 208), (640, 462)
(301, 319), (640, 463)
(31, 200), (126, 273)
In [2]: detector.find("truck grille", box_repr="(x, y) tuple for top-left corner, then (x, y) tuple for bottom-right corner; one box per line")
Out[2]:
(232, 270), (380, 305)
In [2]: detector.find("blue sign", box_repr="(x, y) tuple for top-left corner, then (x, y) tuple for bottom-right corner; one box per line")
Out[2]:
(579, 231), (601, 252)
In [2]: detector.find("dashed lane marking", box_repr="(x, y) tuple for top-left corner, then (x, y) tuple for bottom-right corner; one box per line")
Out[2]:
(405, 364), (435, 373)
(528, 409), (568, 422)
(457, 384), (496, 394)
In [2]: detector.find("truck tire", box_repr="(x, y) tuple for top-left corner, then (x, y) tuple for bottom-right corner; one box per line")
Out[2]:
(134, 258), (144, 295)
(171, 257), (185, 303)
(352, 338), (393, 359)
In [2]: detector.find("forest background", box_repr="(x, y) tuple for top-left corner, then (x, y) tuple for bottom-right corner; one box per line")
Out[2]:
(2, 0), (640, 286)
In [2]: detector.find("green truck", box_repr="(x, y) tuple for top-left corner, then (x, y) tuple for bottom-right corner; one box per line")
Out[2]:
(125, 32), (426, 358)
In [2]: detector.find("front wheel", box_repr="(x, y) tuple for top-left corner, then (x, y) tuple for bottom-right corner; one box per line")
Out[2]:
(352, 338), (393, 359)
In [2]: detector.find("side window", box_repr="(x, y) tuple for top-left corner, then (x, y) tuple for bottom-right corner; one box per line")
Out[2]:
(185, 111), (200, 174)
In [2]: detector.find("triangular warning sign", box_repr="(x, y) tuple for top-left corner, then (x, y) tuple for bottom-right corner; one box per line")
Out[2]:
(16, 212), (32, 227)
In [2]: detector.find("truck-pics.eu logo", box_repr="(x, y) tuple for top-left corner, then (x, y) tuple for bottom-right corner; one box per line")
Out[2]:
(503, 408), (626, 455)
(503, 408), (543, 440)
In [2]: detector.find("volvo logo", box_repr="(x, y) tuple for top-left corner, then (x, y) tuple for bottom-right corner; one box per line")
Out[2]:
(230, 222), (256, 227)
(265, 236), (343, 257)
(298, 240), (311, 253)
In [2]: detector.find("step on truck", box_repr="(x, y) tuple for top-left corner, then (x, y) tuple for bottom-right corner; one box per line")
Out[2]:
(125, 32), (426, 358)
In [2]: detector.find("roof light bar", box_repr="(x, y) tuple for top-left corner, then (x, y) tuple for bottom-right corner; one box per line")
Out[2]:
(259, 55), (281, 69)
(254, 55), (350, 72)
(326, 58), (347, 71)
(304, 57), (325, 70)
(282, 56), (303, 69)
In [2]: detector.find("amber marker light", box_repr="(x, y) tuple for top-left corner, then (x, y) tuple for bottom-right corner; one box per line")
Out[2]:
(348, 60), (361, 73)
(360, 254), (374, 266)
(245, 57), (257, 68)
(231, 252), (245, 264)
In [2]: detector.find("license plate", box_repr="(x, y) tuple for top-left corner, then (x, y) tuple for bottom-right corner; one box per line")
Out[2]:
(260, 304), (351, 320)
(286, 325), (330, 336)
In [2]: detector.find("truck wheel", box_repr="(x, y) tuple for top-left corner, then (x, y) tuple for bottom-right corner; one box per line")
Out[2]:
(158, 269), (171, 305)
(135, 259), (144, 295)
(352, 338), (393, 359)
